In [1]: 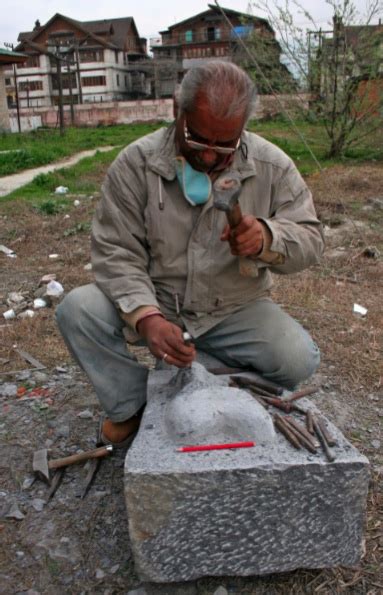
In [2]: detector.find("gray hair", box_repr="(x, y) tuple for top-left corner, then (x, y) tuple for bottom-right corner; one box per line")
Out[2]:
(178, 61), (256, 122)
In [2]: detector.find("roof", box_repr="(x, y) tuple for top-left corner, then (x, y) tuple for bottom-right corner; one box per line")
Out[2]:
(344, 23), (383, 47)
(159, 4), (271, 34)
(0, 48), (27, 65)
(16, 14), (140, 52)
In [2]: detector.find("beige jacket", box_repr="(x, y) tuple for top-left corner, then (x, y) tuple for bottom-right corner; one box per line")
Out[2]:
(91, 124), (324, 340)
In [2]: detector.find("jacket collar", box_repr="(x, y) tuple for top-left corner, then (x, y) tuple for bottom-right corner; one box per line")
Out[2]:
(147, 124), (257, 182)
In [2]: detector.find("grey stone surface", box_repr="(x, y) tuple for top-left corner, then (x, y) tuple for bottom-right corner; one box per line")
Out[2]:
(125, 363), (370, 583)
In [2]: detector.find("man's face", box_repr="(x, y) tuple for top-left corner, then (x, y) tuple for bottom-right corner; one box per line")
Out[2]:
(176, 95), (245, 173)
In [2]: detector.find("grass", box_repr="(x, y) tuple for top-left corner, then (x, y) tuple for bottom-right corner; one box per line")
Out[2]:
(1, 117), (382, 203)
(0, 122), (162, 176)
(250, 116), (383, 175)
(2, 147), (121, 203)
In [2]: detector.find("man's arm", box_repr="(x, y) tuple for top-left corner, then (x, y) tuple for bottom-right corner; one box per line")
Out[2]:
(91, 145), (195, 367)
(222, 161), (324, 273)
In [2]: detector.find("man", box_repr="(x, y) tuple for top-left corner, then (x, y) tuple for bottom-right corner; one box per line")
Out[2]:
(56, 61), (324, 447)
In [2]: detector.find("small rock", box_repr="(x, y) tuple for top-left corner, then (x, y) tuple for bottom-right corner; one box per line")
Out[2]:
(22, 476), (35, 490)
(127, 589), (147, 595)
(16, 551), (25, 558)
(31, 498), (45, 512)
(39, 273), (57, 285)
(18, 310), (35, 319)
(371, 440), (381, 449)
(213, 588), (228, 595)
(6, 502), (25, 520)
(367, 197), (383, 209)
(55, 366), (67, 373)
(33, 298), (49, 309)
(56, 425), (70, 438)
(16, 371), (32, 381)
(33, 372), (48, 383)
(0, 383), (18, 397)
(110, 564), (119, 574)
(77, 409), (93, 419)
(96, 568), (106, 580)
(83, 263), (92, 271)
(7, 292), (25, 305)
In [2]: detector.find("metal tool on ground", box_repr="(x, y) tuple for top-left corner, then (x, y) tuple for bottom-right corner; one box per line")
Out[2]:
(213, 173), (259, 278)
(46, 468), (66, 502)
(80, 459), (101, 499)
(33, 444), (113, 484)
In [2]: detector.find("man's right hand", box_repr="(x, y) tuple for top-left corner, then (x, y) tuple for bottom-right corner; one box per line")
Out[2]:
(137, 316), (196, 368)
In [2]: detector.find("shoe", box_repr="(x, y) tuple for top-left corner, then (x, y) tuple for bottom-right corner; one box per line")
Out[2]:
(97, 407), (144, 449)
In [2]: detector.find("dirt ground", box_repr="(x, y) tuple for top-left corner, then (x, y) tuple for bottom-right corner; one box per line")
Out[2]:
(0, 163), (382, 594)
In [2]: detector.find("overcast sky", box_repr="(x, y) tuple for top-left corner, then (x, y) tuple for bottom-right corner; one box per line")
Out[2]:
(1, 0), (380, 48)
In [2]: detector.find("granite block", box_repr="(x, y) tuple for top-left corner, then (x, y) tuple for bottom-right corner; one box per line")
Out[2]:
(125, 364), (370, 582)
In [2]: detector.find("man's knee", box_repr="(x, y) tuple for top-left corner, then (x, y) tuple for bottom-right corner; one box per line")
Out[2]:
(56, 284), (117, 335)
(56, 285), (91, 331)
(273, 331), (320, 389)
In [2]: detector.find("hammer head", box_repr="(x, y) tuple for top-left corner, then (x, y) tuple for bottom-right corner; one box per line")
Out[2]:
(213, 173), (241, 213)
(33, 448), (51, 484)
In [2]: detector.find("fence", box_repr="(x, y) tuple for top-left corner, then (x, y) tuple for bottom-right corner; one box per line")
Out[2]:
(9, 95), (309, 132)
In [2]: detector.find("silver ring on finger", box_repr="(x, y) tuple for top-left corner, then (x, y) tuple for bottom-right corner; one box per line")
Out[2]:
(162, 353), (169, 362)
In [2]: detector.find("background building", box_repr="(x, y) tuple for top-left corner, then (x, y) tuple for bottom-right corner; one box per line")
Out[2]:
(149, 4), (286, 97)
(4, 13), (149, 108)
(0, 48), (26, 131)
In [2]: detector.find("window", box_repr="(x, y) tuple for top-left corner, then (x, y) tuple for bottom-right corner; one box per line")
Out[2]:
(207, 27), (216, 41)
(5, 78), (11, 86)
(18, 55), (40, 68)
(185, 30), (193, 43)
(51, 73), (77, 90)
(79, 50), (104, 63)
(116, 74), (120, 86)
(81, 75), (106, 87)
(19, 80), (43, 91)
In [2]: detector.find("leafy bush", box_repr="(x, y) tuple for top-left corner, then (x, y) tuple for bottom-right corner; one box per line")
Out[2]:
(33, 199), (66, 215)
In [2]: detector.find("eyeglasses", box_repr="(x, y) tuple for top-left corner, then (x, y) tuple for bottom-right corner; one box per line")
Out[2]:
(183, 121), (241, 155)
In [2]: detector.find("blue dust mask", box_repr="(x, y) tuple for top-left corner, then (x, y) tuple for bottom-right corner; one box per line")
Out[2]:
(175, 157), (212, 206)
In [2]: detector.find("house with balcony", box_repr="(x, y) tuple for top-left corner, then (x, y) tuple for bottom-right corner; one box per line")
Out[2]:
(149, 4), (283, 97)
(0, 48), (26, 131)
(5, 13), (149, 108)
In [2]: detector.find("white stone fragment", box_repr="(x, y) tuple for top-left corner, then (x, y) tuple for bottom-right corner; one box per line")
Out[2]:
(353, 303), (368, 316)
(55, 186), (68, 194)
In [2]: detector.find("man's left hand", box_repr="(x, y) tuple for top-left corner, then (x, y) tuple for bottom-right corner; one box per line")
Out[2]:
(220, 215), (264, 256)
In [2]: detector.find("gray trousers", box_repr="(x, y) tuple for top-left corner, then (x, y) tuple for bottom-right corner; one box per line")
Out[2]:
(55, 283), (320, 422)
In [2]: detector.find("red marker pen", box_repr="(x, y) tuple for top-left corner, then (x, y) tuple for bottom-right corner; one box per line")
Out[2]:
(177, 441), (255, 452)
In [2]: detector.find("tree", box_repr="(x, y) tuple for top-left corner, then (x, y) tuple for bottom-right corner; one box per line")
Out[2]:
(245, 0), (383, 157)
